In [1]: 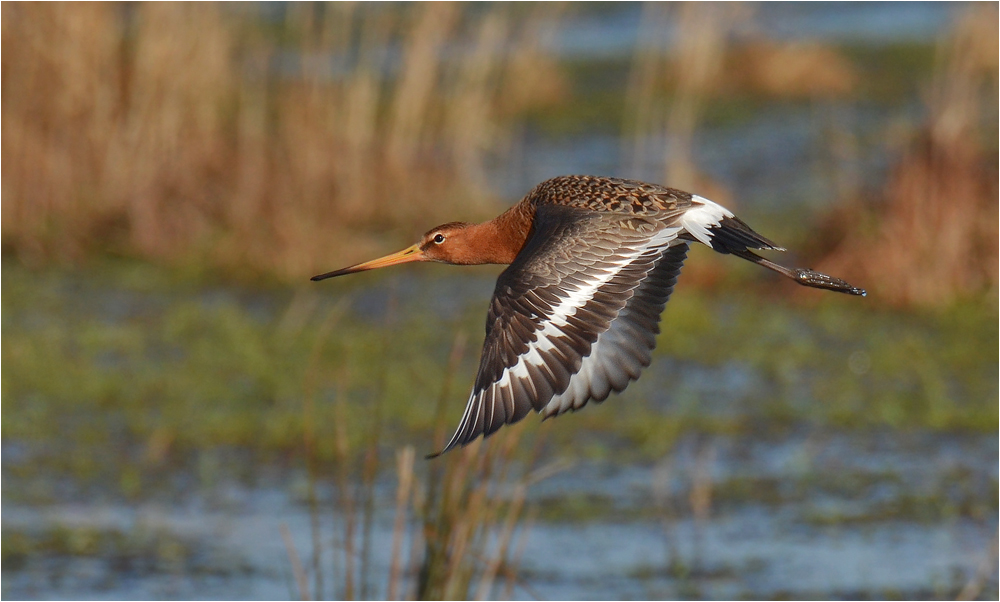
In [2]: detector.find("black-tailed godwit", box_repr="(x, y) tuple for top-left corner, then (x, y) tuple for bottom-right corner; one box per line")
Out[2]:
(312, 175), (865, 456)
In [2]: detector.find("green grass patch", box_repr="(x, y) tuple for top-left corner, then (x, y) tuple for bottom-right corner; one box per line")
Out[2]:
(2, 259), (996, 500)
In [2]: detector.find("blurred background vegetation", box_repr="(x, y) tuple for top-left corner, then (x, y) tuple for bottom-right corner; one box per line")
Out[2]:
(2, 3), (997, 600)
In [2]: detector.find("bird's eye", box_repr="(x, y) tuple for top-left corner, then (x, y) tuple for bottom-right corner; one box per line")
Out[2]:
(433, 234), (445, 244)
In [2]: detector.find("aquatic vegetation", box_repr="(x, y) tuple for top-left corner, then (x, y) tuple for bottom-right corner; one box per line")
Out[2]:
(3, 260), (996, 494)
(1, 522), (243, 580)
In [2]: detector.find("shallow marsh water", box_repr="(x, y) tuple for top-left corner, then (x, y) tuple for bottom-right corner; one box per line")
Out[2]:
(2, 261), (997, 600)
(3, 431), (996, 599)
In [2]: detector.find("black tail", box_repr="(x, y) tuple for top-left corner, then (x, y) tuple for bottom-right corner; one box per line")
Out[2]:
(710, 217), (866, 297)
(709, 216), (785, 254)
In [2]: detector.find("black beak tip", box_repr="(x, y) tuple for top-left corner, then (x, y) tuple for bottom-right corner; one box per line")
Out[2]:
(310, 271), (342, 282)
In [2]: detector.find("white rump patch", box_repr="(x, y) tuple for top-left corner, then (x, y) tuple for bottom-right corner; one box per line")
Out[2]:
(680, 195), (734, 248)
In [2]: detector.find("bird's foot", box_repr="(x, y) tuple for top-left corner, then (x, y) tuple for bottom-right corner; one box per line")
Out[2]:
(794, 268), (866, 296)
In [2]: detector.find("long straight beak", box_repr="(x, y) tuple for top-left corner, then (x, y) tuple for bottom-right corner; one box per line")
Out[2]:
(311, 244), (425, 281)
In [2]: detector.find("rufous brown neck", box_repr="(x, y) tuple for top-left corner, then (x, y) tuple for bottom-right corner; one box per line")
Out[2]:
(448, 203), (534, 265)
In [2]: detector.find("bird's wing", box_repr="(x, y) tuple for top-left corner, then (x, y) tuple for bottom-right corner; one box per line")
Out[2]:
(434, 204), (690, 455)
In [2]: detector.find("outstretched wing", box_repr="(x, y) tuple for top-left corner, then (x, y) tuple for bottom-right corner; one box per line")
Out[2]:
(434, 204), (689, 455)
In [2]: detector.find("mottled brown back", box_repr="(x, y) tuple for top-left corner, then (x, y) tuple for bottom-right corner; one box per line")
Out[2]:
(523, 175), (694, 215)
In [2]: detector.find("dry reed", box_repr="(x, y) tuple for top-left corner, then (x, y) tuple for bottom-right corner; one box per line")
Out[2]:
(623, 4), (857, 194)
(388, 446), (416, 601)
(651, 440), (718, 579)
(1, 3), (561, 278)
(281, 522), (311, 601)
(724, 40), (857, 99)
(289, 329), (540, 601)
(623, 2), (748, 196)
(411, 426), (539, 601)
(816, 5), (999, 306)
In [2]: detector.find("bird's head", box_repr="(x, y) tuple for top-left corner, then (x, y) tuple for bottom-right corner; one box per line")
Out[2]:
(310, 222), (482, 281)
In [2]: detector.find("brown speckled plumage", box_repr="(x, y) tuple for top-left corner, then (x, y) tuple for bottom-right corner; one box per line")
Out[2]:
(311, 175), (866, 456)
(523, 174), (693, 214)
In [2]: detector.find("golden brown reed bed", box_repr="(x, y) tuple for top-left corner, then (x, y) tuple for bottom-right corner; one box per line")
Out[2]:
(3, 2), (996, 306)
(284, 329), (543, 601)
(817, 5), (999, 306)
(2, 3), (562, 278)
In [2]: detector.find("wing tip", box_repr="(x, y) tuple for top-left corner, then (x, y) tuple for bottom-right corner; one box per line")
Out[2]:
(426, 433), (463, 459)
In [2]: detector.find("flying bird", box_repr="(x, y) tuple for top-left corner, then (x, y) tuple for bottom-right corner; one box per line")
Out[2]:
(312, 176), (865, 456)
